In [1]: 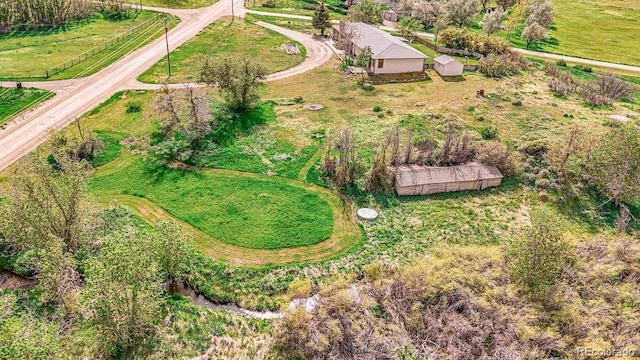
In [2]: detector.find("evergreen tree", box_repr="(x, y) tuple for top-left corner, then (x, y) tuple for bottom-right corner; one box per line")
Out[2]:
(313, 2), (331, 36)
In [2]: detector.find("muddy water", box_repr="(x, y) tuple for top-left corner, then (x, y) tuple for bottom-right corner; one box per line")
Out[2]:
(0, 270), (37, 290)
(168, 282), (319, 320)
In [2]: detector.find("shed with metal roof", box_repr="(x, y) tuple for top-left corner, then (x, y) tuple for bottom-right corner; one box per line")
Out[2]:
(392, 163), (503, 195)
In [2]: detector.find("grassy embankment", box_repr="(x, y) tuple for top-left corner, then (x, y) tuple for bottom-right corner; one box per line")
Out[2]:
(0, 88), (54, 126)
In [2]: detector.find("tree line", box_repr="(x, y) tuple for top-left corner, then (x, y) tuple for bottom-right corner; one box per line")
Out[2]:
(0, 0), (132, 31)
(0, 138), (190, 358)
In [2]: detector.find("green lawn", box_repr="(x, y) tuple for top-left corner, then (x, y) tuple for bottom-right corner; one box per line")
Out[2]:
(247, 0), (346, 18)
(475, 0), (640, 66)
(0, 11), (178, 81)
(0, 88), (54, 126)
(141, 0), (217, 8)
(89, 158), (334, 249)
(139, 18), (306, 84)
(245, 14), (317, 35)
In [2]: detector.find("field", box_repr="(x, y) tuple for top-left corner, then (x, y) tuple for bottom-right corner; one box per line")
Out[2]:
(0, 11), (178, 81)
(141, 0), (217, 8)
(0, 88), (54, 126)
(138, 17), (307, 84)
(246, 0), (347, 18)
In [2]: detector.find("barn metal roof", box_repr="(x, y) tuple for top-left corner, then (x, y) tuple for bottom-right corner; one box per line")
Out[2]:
(393, 163), (503, 187)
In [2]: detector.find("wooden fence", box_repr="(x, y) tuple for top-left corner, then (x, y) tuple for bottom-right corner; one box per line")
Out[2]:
(45, 12), (166, 78)
(424, 63), (479, 71)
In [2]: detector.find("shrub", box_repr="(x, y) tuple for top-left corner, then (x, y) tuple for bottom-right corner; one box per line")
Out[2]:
(376, 112), (384, 118)
(507, 209), (572, 297)
(361, 83), (375, 91)
(518, 139), (548, 156)
(438, 27), (510, 55)
(125, 101), (142, 113)
(262, 0), (276, 7)
(474, 141), (517, 177)
(479, 52), (530, 78)
(556, 59), (567, 67)
(573, 64), (592, 73)
(373, 105), (382, 112)
(512, 100), (523, 106)
(479, 125), (498, 140)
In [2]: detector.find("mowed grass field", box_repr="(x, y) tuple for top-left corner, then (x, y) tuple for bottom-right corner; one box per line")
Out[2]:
(139, 17), (306, 84)
(141, 0), (217, 8)
(89, 158), (334, 249)
(482, 0), (640, 65)
(539, 0), (640, 65)
(247, 0), (346, 18)
(0, 88), (54, 126)
(0, 11), (177, 80)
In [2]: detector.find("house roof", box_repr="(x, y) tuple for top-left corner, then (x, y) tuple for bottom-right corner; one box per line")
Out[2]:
(393, 163), (503, 187)
(341, 22), (428, 60)
(434, 55), (461, 66)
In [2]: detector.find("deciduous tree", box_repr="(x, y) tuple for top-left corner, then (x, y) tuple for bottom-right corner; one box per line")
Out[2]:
(199, 56), (267, 111)
(589, 124), (640, 232)
(521, 21), (547, 48)
(442, 0), (480, 28)
(482, 7), (507, 35)
(508, 208), (571, 298)
(347, 0), (388, 24)
(84, 229), (163, 357)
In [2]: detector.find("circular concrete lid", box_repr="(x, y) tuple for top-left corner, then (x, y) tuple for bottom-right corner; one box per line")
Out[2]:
(357, 208), (379, 221)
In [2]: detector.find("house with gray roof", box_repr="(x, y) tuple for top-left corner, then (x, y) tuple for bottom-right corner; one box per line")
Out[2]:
(332, 22), (427, 74)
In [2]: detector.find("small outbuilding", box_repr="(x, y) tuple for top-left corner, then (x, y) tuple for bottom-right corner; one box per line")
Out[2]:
(392, 163), (503, 196)
(433, 55), (464, 77)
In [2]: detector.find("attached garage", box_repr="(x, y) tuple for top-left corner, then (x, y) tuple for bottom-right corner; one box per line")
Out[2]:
(392, 163), (503, 196)
(433, 55), (464, 77)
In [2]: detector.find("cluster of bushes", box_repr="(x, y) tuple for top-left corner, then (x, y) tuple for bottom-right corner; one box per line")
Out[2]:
(320, 116), (517, 192)
(545, 64), (637, 106)
(479, 51), (531, 78)
(439, 27), (511, 55)
(274, 233), (640, 359)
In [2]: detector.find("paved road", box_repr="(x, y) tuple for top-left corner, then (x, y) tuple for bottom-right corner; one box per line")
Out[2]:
(0, 0), (333, 172)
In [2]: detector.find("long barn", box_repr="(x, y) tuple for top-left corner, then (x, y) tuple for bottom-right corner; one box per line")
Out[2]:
(392, 163), (503, 195)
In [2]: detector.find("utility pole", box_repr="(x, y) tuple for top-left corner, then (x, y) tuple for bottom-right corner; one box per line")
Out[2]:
(164, 17), (171, 77)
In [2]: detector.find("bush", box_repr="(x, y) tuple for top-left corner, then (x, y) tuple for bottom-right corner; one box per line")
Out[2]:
(262, 0), (276, 7)
(125, 101), (142, 113)
(573, 64), (592, 73)
(479, 52), (530, 78)
(479, 125), (498, 140)
(361, 83), (375, 91)
(556, 59), (567, 67)
(373, 105), (382, 112)
(438, 27), (510, 55)
(474, 141), (517, 177)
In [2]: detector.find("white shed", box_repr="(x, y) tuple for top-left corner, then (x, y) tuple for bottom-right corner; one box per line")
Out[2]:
(433, 55), (464, 77)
